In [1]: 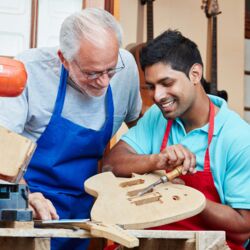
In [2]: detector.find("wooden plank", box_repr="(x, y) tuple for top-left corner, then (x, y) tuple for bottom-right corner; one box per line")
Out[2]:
(0, 228), (91, 238)
(0, 126), (36, 182)
(36, 220), (139, 248)
(126, 230), (194, 239)
(126, 230), (225, 240)
(0, 227), (228, 250)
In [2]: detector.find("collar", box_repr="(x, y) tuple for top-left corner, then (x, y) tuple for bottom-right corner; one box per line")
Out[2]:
(175, 95), (229, 136)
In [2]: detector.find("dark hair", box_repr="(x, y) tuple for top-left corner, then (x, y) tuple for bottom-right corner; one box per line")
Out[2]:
(140, 29), (204, 82)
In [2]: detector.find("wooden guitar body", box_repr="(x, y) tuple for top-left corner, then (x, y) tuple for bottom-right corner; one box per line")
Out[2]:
(84, 171), (206, 230)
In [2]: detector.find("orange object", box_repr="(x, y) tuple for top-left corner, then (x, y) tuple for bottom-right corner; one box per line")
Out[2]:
(0, 57), (27, 97)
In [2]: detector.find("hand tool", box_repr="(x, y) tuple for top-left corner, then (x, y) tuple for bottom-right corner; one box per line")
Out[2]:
(136, 166), (183, 197)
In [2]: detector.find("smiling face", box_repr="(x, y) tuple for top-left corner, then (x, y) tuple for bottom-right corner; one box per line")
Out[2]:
(59, 31), (119, 97)
(145, 62), (198, 120)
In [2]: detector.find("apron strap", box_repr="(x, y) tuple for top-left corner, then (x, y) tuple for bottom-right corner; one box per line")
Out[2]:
(204, 100), (215, 171)
(160, 100), (215, 172)
(160, 119), (173, 151)
(54, 65), (68, 115)
(103, 85), (114, 144)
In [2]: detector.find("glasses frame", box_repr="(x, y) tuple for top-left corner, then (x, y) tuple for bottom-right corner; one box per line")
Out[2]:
(73, 52), (125, 80)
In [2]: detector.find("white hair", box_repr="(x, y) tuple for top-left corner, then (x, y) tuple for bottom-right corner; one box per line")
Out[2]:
(59, 8), (123, 61)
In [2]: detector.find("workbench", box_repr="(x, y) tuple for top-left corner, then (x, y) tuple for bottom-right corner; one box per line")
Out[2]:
(0, 221), (229, 250)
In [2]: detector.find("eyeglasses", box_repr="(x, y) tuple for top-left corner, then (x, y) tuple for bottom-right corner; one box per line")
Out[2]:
(73, 52), (125, 80)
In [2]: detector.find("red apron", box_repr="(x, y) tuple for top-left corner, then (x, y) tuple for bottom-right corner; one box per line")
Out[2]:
(105, 101), (245, 250)
(152, 101), (245, 250)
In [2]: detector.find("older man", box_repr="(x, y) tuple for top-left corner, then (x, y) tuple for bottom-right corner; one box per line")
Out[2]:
(0, 8), (141, 250)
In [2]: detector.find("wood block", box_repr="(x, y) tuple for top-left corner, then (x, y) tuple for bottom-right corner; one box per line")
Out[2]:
(0, 228), (91, 238)
(0, 126), (36, 182)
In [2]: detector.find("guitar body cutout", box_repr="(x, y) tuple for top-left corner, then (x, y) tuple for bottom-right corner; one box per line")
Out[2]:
(84, 171), (206, 229)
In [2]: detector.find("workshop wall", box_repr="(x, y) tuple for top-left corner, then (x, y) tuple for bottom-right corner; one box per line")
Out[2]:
(120, 0), (245, 117)
(0, 0), (245, 117)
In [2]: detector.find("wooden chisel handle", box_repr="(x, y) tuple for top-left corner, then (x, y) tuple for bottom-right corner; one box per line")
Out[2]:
(166, 166), (183, 181)
(136, 166), (184, 197)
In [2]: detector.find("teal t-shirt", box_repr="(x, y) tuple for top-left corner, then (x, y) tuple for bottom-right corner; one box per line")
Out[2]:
(122, 95), (250, 209)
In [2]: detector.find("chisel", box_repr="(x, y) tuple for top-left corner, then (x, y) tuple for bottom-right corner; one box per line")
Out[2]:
(136, 166), (183, 197)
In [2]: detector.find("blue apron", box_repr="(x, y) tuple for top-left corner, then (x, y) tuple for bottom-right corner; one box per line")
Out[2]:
(25, 65), (114, 250)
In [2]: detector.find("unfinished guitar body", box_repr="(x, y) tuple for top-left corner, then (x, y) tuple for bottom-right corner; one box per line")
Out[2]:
(84, 171), (206, 230)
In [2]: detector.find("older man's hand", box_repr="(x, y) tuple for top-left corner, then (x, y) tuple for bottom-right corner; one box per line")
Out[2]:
(29, 192), (59, 220)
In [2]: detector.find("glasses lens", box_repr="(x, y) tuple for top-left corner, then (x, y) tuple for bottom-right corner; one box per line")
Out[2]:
(107, 69), (117, 77)
(82, 53), (125, 80)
